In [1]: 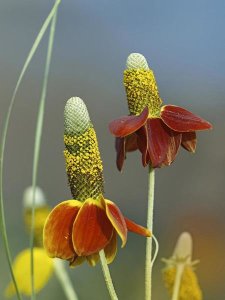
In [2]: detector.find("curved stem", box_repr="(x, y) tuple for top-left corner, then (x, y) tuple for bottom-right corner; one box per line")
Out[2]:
(171, 264), (184, 300)
(99, 250), (118, 300)
(151, 234), (159, 268)
(145, 166), (155, 300)
(0, 2), (61, 300)
(53, 259), (79, 300)
(30, 4), (60, 299)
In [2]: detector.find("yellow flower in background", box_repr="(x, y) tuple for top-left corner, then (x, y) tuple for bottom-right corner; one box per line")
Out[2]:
(23, 186), (51, 246)
(5, 248), (53, 297)
(162, 232), (202, 300)
(5, 186), (53, 297)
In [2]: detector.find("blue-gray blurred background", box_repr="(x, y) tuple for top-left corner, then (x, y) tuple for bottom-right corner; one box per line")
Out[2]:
(0, 0), (225, 299)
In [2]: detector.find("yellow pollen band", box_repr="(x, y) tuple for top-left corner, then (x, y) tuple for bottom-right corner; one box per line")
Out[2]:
(64, 127), (104, 201)
(124, 68), (162, 117)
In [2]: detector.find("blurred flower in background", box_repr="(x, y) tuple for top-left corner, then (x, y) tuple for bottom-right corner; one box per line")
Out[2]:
(162, 232), (202, 300)
(5, 186), (54, 297)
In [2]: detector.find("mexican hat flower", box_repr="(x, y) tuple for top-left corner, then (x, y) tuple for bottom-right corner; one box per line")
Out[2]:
(162, 232), (202, 300)
(43, 97), (151, 267)
(109, 53), (212, 170)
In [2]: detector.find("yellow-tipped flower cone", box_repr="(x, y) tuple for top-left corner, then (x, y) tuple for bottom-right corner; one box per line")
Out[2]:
(162, 232), (202, 300)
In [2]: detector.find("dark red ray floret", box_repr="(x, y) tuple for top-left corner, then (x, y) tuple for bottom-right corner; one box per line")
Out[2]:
(115, 137), (126, 171)
(109, 107), (149, 137)
(146, 118), (172, 168)
(181, 131), (197, 152)
(161, 105), (212, 132)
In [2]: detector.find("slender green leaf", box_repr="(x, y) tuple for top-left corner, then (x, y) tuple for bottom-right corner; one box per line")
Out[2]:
(29, 6), (59, 299)
(0, 1), (61, 299)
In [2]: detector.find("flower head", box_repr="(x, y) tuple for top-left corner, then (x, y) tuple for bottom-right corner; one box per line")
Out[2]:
(162, 232), (202, 300)
(43, 97), (151, 267)
(109, 53), (212, 170)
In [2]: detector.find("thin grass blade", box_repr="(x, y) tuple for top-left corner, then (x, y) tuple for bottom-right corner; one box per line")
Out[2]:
(0, 1), (61, 299)
(29, 6), (59, 300)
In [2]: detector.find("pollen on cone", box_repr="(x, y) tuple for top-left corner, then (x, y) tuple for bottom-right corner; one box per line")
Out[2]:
(64, 97), (104, 201)
(124, 53), (162, 116)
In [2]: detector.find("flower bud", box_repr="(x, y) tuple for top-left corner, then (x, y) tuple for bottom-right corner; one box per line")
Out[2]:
(162, 232), (202, 300)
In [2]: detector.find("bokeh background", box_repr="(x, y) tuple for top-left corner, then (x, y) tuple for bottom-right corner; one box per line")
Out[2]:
(0, 0), (225, 299)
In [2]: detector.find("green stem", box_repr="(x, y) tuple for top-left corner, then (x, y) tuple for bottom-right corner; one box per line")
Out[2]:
(30, 5), (59, 300)
(171, 264), (184, 300)
(145, 166), (155, 300)
(53, 259), (79, 300)
(99, 250), (118, 300)
(0, 2), (61, 300)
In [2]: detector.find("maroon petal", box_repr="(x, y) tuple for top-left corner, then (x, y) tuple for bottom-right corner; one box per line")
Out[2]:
(125, 133), (138, 152)
(136, 125), (149, 167)
(181, 132), (197, 152)
(161, 105), (212, 132)
(146, 118), (171, 168)
(115, 137), (125, 171)
(161, 127), (182, 166)
(115, 134), (138, 171)
(109, 107), (149, 137)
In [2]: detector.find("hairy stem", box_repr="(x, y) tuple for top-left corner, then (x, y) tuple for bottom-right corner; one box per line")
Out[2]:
(145, 166), (155, 300)
(99, 250), (118, 300)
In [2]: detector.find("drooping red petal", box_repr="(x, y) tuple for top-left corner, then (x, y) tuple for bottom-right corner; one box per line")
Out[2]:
(115, 134), (139, 171)
(161, 127), (182, 166)
(43, 200), (81, 260)
(125, 217), (151, 237)
(72, 199), (113, 256)
(181, 132), (197, 152)
(115, 137), (126, 171)
(125, 133), (138, 152)
(146, 118), (171, 168)
(161, 105), (212, 132)
(103, 199), (127, 247)
(104, 230), (117, 264)
(109, 107), (149, 137)
(136, 125), (149, 167)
